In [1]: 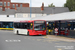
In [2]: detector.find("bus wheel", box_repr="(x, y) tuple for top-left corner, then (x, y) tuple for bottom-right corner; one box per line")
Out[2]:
(27, 32), (29, 36)
(17, 31), (19, 35)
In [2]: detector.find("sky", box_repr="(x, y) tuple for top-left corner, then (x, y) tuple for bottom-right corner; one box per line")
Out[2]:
(11, 0), (66, 7)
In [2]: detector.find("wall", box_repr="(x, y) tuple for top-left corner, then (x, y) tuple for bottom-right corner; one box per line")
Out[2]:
(0, 15), (14, 18)
(10, 3), (29, 9)
(15, 13), (47, 18)
(0, 0), (29, 9)
(0, 0), (10, 9)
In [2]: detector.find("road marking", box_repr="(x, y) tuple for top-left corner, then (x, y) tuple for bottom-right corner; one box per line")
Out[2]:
(45, 40), (58, 42)
(5, 40), (9, 42)
(48, 38), (75, 42)
(43, 37), (61, 42)
(36, 39), (60, 43)
(58, 48), (62, 50)
(13, 40), (17, 42)
(5, 40), (21, 42)
(18, 40), (21, 42)
(9, 40), (12, 42)
(43, 36), (48, 38)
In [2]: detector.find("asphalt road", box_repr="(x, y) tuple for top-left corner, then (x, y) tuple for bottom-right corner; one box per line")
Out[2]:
(0, 30), (75, 50)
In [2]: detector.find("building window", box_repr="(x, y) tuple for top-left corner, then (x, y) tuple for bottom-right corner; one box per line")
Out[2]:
(4, 2), (6, 6)
(17, 14), (23, 18)
(16, 4), (18, 7)
(13, 4), (15, 8)
(0, 2), (2, 6)
(7, 2), (10, 6)
(20, 4), (22, 7)
(7, 15), (9, 17)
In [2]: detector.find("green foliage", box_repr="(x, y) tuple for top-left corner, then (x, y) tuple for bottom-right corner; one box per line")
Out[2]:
(48, 3), (55, 7)
(64, 0), (75, 11)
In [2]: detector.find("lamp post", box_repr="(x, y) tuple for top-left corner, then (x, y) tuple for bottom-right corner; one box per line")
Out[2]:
(30, 0), (32, 18)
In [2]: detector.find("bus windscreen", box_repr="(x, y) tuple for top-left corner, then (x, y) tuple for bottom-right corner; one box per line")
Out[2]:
(34, 21), (46, 30)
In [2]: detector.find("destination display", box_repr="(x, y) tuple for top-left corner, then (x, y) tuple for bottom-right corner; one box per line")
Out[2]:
(34, 21), (45, 23)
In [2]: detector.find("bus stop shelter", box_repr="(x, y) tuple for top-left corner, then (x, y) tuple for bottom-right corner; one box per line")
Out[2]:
(31, 11), (75, 21)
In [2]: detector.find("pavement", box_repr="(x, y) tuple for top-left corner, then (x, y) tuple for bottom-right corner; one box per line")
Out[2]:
(44, 35), (75, 42)
(0, 30), (75, 50)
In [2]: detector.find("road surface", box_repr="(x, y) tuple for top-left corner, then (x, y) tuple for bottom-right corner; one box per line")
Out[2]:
(0, 30), (75, 50)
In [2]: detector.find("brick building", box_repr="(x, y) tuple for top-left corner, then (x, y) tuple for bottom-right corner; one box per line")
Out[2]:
(0, 0), (29, 9)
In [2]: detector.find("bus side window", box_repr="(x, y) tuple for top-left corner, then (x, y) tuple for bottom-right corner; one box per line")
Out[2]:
(19, 23), (22, 29)
(17, 23), (20, 28)
(27, 23), (30, 29)
(14, 23), (19, 28)
(14, 23), (16, 28)
(23, 23), (28, 29)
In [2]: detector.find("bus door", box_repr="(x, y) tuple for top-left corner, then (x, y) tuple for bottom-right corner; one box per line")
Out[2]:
(27, 23), (33, 35)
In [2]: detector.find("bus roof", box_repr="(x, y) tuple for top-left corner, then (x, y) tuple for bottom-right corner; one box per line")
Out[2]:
(14, 20), (46, 22)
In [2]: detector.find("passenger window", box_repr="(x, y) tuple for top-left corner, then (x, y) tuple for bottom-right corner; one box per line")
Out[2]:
(23, 23), (28, 29)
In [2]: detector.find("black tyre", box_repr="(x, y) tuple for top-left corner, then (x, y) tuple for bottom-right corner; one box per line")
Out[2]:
(27, 32), (29, 36)
(17, 31), (19, 35)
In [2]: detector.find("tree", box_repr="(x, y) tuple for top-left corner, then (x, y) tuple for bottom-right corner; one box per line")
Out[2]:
(48, 3), (55, 7)
(64, 0), (75, 11)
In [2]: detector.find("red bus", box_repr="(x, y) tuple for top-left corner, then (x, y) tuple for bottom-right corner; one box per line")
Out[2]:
(14, 20), (46, 35)
(54, 21), (69, 36)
